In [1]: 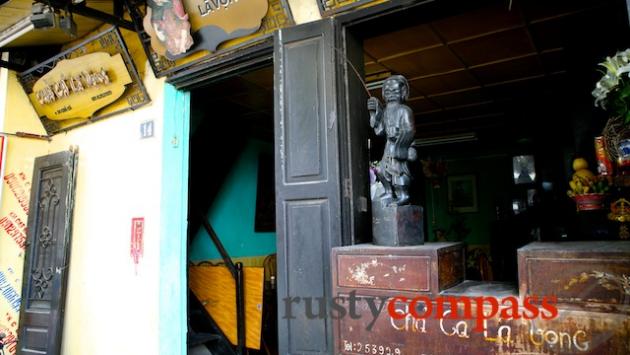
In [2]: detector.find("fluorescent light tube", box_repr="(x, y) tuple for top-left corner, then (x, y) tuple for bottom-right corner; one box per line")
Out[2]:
(413, 133), (477, 147)
(0, 17), (34, 48)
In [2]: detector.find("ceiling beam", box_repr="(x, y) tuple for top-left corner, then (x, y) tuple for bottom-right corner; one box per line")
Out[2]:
(528, 7), (602, 25)
(416, 112), (504, 126)
(405, 69), (565, 102)
(373, 43), (443, 63)
(445, 25), (523, 45)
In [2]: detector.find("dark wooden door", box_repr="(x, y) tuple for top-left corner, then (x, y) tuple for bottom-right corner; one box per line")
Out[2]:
(17, 150), (78, 355)
(274, 18), (368, 354)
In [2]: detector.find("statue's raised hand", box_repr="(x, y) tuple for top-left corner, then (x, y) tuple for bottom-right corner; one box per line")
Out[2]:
(368, 96), (383, 131)
(367, 96), (381, 113)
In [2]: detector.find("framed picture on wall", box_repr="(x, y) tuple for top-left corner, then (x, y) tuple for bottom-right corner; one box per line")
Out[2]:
(513, 155), (536, 184)
(448, 175), (478, 213)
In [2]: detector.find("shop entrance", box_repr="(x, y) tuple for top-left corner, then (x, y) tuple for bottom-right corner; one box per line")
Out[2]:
(347, 0), (630, 281)
(272, 0), (630, 353)
(179, 0), (630, 353)
(186, 64), (278, 355)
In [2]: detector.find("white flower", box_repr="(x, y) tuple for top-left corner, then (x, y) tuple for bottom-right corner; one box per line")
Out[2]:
(593, 48), (630, 109)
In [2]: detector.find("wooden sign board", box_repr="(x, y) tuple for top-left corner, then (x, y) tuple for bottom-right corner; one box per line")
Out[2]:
(318, 0), (389, 16)
(147, 0), (294, 77)
(19, 27), (149, 135)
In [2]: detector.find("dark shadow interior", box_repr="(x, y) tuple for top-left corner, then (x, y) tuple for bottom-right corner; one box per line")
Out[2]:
(188, 65), (278, 355)
(350, 0), (630, 282)
(185, 0), (630, 352)
(189, 65), (275, 231)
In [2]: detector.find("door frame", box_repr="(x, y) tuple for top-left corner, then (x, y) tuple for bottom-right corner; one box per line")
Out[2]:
(159, 1), (493, 353)
(159, 83), (191, 355)
(160, 57), (275, 355)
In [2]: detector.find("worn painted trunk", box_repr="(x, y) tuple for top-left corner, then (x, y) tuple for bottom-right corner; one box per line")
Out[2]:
(332, 242), (630, 354)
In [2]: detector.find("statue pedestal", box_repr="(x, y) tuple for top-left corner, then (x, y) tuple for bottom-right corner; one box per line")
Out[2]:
(372, 202), (424, 246)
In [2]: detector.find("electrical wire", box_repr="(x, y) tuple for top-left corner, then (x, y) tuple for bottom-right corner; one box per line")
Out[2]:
(0, 131), (50, 141)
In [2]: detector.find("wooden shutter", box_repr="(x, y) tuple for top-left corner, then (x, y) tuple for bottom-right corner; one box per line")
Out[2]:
(274, 18), (368, 354)
(17, 150), (78, 355)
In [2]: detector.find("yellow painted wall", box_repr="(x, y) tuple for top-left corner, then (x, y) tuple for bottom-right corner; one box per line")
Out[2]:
(0, 53), (166, 354)
(0, 59), (30, 355)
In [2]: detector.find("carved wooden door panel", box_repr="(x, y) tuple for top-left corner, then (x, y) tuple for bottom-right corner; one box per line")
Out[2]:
(17, 150), (77, 355)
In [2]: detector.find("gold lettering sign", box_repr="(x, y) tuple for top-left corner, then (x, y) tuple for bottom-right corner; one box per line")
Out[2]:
(144, 0), (268, 59)
(320, 0), (389, 15)
(28, 52), (132, 121)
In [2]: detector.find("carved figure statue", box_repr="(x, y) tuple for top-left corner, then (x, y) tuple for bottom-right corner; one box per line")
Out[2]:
(145, 0), (194, 57)
(368, 75), (417, 206)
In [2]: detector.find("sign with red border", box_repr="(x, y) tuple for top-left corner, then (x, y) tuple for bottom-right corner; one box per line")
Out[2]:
(131, 217), (145, 272)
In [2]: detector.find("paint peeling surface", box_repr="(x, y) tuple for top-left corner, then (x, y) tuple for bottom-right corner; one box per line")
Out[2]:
(3, 173), (29, 214)
(334, 243), (464, 294)
(339, 254), (430, 291)
(348, 259), (379, 286)
(0, 168), (29, 355)
(0, 212), (27, 250)
(1, 312), (18, 355)
(0, 271), (20, 312)
(518, 241), (630, 313)
(333, 242), (630, 354)
(335, 298), (630, 354)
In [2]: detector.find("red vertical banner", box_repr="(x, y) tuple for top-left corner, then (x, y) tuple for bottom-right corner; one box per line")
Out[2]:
(0, 135), (7, 205)
(130, 217), (144, 273)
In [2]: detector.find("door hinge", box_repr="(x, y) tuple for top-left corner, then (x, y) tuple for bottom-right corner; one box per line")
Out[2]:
(359, 196), (368, 212)
(343, 178), (351, 198)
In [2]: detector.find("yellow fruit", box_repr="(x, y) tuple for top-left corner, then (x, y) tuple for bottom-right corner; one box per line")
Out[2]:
(575, 180), (583, 194)
(572, 158), (589, 171)
(573, 169), (594, 181)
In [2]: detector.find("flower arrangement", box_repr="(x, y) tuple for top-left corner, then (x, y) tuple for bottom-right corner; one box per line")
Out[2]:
(592, 49), (630, 124)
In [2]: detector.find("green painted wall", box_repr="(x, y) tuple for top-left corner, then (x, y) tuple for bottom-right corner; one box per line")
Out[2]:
(189, 140), (276, 261)
(424, 154), (511, 245)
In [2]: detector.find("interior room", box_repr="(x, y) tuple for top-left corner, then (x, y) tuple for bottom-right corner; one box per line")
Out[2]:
(355, 0), (630, 282)
(186, 65), (278, 355)
(184, 0), (630, 353)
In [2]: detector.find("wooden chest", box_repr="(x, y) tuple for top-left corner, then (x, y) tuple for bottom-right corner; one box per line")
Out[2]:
(331, 242), (465, 297)
(517, 241), (630, 313)
(328, 241), (630, 354)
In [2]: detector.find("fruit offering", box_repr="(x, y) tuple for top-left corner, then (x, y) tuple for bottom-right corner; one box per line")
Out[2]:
(567, 158), (610, 197)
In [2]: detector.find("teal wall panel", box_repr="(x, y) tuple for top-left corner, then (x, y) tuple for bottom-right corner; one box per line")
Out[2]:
(159, 84), (190, 355)
(189, 140), (276, 261)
